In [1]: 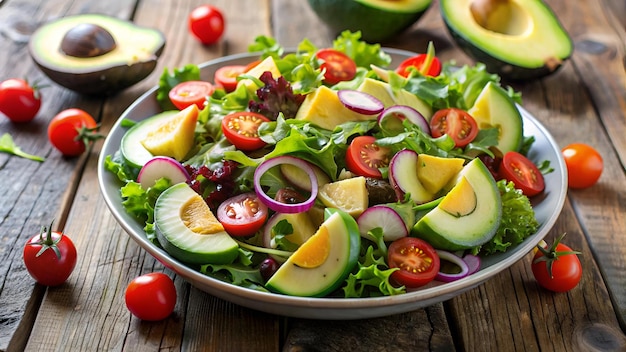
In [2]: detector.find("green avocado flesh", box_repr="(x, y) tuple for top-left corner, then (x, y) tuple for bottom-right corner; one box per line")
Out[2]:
(266, 208), (361, 297)
(29, 14), (165, 94)
(307, 0), (432, 42)
(154, 183), (239, 265)
(412, 158), (502, 251)
(121, 111), (178, 168)
(440, 0), (573, 79)
(468, 81), (523, 154)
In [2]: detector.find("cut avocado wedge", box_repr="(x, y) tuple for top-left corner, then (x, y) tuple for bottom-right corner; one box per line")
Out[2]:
(412, 158), (501, 251)
(29, 14), (165, 95)
(307, 0), (432, 43)
(468, 81), (523, 153)
(441, 0), (573, 80)
(154, 183), (239, 265)
(120, 111), (178, 168)
(266, 208), (360, 297)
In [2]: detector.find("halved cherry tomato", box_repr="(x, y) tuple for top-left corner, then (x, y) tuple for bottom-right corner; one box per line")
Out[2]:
(169, 81), (215, 110)
(498, 151), (545, 197)
(315, 49), (357, 85)
(345, 135), (390, 179)
(396, 54), (442, 78)
(388, 237), (440, 288)
(221, 111), (270, 151)
(561, 143), (603, 189)
(429, 108), (479, 148)
(217, 192), (268, 236)
(214, 65), (246, 92)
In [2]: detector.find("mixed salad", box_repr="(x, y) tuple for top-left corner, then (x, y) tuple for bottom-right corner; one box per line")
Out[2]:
(105, 31), (548, 298)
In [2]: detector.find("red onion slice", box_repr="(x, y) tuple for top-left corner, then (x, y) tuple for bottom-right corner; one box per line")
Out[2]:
(253, 156), (318, 213)
(435, 250), (470, 283)
(337, 90), (384, 115)
(462, 254), (481, 275)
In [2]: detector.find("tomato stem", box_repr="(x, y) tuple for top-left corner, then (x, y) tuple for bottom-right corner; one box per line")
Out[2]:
(533, 233), (581, 278)
(30, 220), (63, 259)
(75, 124), (105, 150)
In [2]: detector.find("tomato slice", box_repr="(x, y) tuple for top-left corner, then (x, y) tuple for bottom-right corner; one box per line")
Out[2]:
(396, 54), (442, 78)
(429, 108), (479, 148)
(498, 151), (545, 197)
(214, 65), (246, 92)
(315, 49), (357, 85)
(169, 81), (215, 110)
(388, 237), (440, 288)
(345, 135), (390, 179)
(221, 111), (270, 151)
(217, 193), (268, 237)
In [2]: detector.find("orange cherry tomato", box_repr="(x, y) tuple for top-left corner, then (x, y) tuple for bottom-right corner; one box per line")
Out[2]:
(561, 143), (603, 189)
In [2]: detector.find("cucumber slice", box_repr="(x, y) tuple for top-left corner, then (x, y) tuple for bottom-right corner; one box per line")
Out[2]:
(120, 110), (178, 168)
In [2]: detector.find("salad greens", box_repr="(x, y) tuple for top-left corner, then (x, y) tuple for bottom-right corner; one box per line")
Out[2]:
(106, 31), (543, 298)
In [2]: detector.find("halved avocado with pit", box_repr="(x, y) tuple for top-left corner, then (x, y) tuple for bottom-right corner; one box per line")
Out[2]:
(29, 14), (165, 95)
(307, 0), (432, 43)
(441, 0), (573, 80)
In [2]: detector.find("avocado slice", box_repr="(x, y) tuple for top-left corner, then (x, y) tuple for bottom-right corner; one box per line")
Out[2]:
(412, 158), (502, 251)
(29, 14), (165, 95)
(440, 0), (573, 80)
(307, 0), (432, 43)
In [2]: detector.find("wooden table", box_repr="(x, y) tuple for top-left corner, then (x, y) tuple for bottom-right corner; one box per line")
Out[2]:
(1, 0), (625, 351)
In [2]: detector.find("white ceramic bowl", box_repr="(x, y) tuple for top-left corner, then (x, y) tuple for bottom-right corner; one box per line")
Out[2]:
(98, 49), (567, 320)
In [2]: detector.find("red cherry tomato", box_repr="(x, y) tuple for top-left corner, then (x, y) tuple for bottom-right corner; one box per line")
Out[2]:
(48, 108), (102, 156)
(345, 135), (390, 179)
(498, 151), (545, 197)
(189, 5), (225, 45)
(221, 111), (270, 151)
(23, 223), (77, 286)
(214, 65), (246, 92)
(0, 78), (42, 122)
(315, 49), (357, 85)
(169, 81), (215, 110)
(388, 237), (440, 288)
(125, 273), (177, 321)
(561, 143), (603, 189)
(531, 235), (582, 292)
(396, 54), (442, 78)
(217, 192), (269, 237)
(429, 108), (479, 148)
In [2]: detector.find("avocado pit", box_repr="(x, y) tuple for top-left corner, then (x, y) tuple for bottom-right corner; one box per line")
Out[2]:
(60, 23), (117, 58)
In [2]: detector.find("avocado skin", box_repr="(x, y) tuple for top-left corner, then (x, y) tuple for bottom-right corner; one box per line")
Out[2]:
(444, 27), (568, 81)
(307, 0), (431, 43)
(29, 14), (165, 95)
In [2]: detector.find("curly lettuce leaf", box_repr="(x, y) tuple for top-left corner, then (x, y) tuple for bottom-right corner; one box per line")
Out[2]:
(474, 180), (540, 255)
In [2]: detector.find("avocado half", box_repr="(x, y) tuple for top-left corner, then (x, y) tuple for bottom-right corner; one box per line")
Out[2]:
(441, 0), (573, 80)
(307, 0), (432, 43)
(29, 14), (166, 95)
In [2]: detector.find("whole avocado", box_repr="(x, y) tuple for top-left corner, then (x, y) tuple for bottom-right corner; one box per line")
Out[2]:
(307, 0), (432, 43)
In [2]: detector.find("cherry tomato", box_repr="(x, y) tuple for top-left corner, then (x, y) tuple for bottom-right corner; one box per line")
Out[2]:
(429, 108), (479, 148)
(221, 111), (270, 151)
(388, 237), (440, 288)
(244, 60), (262, 73)
(315, 49), (357, 85)
(214, 65), (246, 92)
(23, 222), (77, 286)
(48, 108), (102, 156)
(531, 234), (582, 292)
(169, 80), (215, 110)
(561, 143), (603, 189)
(189, 5), (225, 45)
(0, 78), (42, 123)
(217, 192), (268, 237)
(125, 272), (177, 321)
(498, 151), (545, 197)
(345, 135), (390, 179)
(396, 54), (442, 78)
